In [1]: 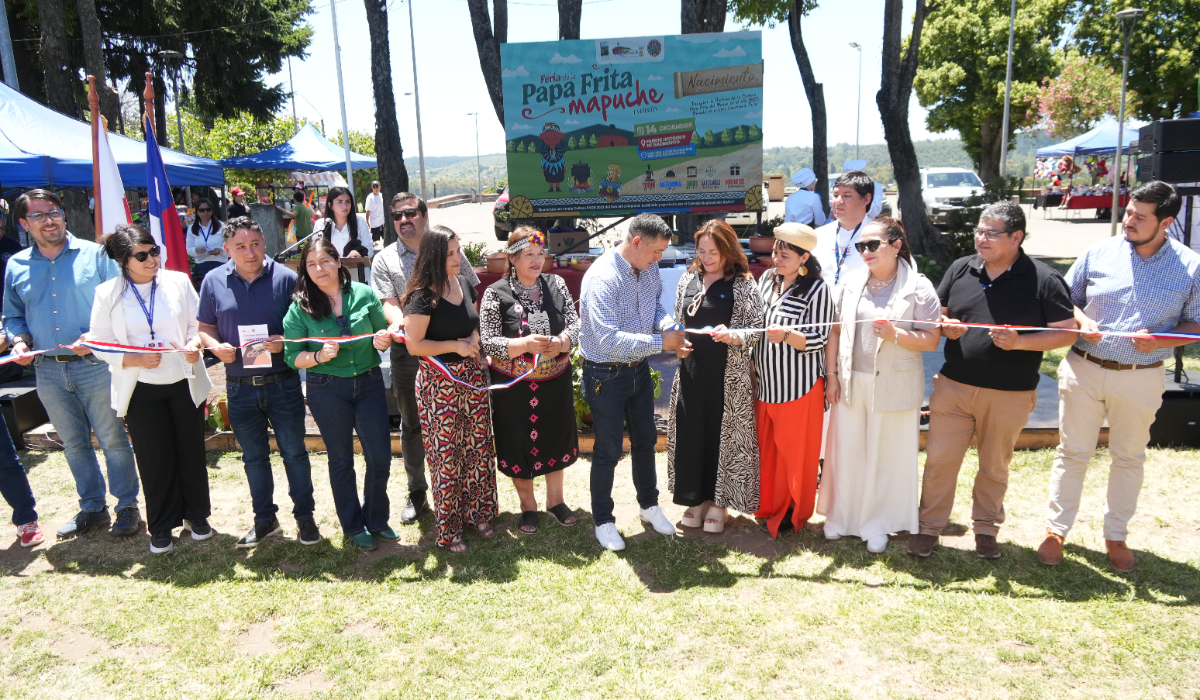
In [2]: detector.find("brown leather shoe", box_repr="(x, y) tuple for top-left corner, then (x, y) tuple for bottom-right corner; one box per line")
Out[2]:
(1106, 540), (1135, 573)
(1037, 531), (1065, 566)
(975, 534), (1001, 559)
(908, 533), (938, 557)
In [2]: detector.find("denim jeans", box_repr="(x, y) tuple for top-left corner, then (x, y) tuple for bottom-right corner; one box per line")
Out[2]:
(0, 410), (36, 526)
(389, 346), (427, 495)
(226, 373), (315, 526)
(306, 368), (392, 536)
(35, 356), (138, 513)
(582, 360), (659, 526)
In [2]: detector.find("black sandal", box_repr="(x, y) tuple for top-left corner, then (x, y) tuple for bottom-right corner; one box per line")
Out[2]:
(547, 503), (578, 527)
(476, 522), (495, 539)
(518, 511), (539, 535)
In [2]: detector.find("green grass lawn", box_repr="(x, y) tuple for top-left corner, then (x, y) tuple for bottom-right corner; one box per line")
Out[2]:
(2, 446), (1199, 698)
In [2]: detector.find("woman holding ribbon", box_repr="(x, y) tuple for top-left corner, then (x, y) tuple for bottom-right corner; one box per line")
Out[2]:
(666, 219), (763, 533)
(480, 226), (580, 535)
(88, 224), (212, 555)
(753, 223), (834, 538)
(283, 237), (395, 551)
(185, 198), (226, 290)
(819, 217), (941, 553)
(403, 225), (497, 552)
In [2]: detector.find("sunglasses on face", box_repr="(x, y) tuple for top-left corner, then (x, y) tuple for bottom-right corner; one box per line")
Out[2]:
(392, 208), (421, 220)
(131, 246), (161, 262)
(854, 239), (896, 254)
(26, 209), (65, 224)
(197, 208), (211, 213)
(973, 227), (1011, 240)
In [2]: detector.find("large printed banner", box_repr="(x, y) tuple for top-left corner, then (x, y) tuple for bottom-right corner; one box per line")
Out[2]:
(501, 32), (765, 218)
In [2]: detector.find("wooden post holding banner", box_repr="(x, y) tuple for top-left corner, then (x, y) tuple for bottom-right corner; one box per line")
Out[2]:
(143, 71), (155, 137)
(88, 75), (102, 240)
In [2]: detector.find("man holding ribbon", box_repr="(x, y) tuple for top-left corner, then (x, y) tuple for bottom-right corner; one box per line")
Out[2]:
(1039, 181), (1200, 572)
(910, 201), (1076, 560)
(198, 216), (321, 549)
(2, 190), (142, 542)
(579, 213), (689, 551)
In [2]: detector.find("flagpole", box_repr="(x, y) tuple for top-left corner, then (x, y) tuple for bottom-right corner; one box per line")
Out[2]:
(88, 75), (103, 239)
(143, 72), (156, 137)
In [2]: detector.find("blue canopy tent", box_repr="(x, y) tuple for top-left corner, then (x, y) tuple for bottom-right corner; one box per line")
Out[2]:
(0, 81), (224, 188)
(219, 123), (377, 171)
(1036, 116), (1146, 157)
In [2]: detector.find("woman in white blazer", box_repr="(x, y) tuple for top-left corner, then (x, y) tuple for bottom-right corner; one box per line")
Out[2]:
(89, 225), (213, 555)
(818, 217), (941, 553)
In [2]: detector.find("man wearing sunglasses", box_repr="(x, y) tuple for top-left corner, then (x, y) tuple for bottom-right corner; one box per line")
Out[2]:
(2, 189), (142, 541)
(370, 192), (479, 524)
(910, 200), (1076, 560)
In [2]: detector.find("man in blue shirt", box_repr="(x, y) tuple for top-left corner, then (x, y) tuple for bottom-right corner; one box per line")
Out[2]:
(197, 217), (320, 548)
(579, 213), (689, 551)
(1039, 181), (1200, 573)
(2, 190), (140, 540)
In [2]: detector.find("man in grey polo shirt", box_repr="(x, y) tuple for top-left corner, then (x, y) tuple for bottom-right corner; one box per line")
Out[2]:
(371, 192), (479, 524)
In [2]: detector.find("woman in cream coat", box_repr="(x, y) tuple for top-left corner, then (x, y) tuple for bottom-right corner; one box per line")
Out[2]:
(88, 225), (212, 555)
(819, 217), (940, 553)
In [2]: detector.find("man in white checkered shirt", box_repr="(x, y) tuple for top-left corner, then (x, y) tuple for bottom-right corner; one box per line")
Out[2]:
(1039, 181), (1200, 573)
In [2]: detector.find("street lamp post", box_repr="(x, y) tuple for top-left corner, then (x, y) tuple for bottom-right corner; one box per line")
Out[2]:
(158, 50), (186, 154)
(849, 42), (862, 160)
(1111, 7), (1144, 237)
(999, 0), (1016, 179)
(407, 0), (428, 200)
(329, 0), (355, 195)
(288, 56), (298, 135)
(467, 112), (481, 201)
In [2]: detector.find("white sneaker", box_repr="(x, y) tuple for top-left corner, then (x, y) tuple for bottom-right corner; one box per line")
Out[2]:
(595, 522), (626, 551)
(824, 528), (842, 541)
(639, 505), (676, 536)
(866, 535), (889, 553)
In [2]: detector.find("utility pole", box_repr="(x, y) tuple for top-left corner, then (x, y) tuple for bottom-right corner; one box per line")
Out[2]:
(408, 0), (428, 200)
(158, 50), (186, 154)
(288, 56), (298, 134)
(0, 0), (17, 89)
(849, 42), (862, 160)
(330, 0), (355, 194)
(468, 111), (481, 200)
(998, 0), (1016, 179)
(1111, 7), (1144, 237)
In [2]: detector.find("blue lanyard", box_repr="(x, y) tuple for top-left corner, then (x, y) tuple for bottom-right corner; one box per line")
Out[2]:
(833, 220), (865, 285)
(199, 222), (213, 247)
(130, 277), (157, 341)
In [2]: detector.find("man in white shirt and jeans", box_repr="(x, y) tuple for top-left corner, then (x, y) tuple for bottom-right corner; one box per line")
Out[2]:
(364, 181), (386, 247)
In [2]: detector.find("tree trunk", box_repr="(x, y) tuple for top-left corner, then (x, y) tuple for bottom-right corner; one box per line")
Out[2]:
(558, 0), (581, 40)
(681, 0), (727, 33)
(787, 4), (828, 216)
(63, 192), (95, 241)
(976, 113), (1002, 184)
(75, 0), (118, 130)
(878, 0), (947, 262)
(467, 0), (507, 124)
(364, 0), (409, 203)
(38, 0), (77, 117)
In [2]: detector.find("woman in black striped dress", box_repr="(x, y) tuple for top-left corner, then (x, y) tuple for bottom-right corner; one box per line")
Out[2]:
(752, 223), (834, 538)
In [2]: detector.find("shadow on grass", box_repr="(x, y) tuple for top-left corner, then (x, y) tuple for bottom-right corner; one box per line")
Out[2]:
(22, 508), (1200, 605)
(16, 450), (57, 475)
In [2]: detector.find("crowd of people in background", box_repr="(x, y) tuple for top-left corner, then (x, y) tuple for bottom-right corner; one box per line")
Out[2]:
(0, 174), (1195, 574)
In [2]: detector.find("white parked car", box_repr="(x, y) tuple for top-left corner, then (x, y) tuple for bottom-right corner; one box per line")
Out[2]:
(921, 167), (984, 224)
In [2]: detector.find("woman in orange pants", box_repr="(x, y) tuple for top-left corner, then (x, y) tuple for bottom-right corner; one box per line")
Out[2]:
(752, 224), (834, 537)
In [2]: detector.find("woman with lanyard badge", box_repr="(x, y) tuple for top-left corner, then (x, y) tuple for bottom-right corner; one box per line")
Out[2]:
(313, 186), (373, 260)
(185, 198), (226, 290)
(753, 223), (834, 538)
(479, 226), (580, 535)
(88, 225), (212, 555)
(284, 237), (396, 551)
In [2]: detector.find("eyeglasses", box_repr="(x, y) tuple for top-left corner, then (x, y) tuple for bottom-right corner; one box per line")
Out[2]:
(197, 208), (212, 213)
(25, 209), (65, 224)
(131, 246), (161, 262)
(335, 315), (351, 337)
(392, 208), (421, 220)
(853, 239), (898, 254)
(973, 227), (1011, 240)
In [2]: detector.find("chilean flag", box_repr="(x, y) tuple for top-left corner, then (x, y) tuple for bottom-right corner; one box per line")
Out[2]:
(94, 123), (131, 236)
(144, 116), (189, 274)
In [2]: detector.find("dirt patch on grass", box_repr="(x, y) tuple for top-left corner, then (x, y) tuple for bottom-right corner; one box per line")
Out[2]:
(279, 671), (333, 695)
(340, 620), (381, 639)
(236, 620), (279, 656)
(50, 631), (110, 663)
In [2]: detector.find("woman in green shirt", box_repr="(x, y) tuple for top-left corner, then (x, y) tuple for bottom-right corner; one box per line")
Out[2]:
(283, 237), (395, 550)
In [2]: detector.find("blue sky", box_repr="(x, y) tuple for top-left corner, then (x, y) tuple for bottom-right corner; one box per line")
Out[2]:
(266, 0), (950, 158)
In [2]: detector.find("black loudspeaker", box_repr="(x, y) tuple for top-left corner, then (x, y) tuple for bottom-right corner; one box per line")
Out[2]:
(0, 388), (49, 450)
(1137, 151), (1200, 183)
(1149, 386), (1200, 448)
(1139, 119), (1200, 154)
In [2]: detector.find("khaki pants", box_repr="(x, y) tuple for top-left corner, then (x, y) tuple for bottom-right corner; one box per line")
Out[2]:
(1046, 351), (1164, 542)
(919, 374), (1037, 537)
